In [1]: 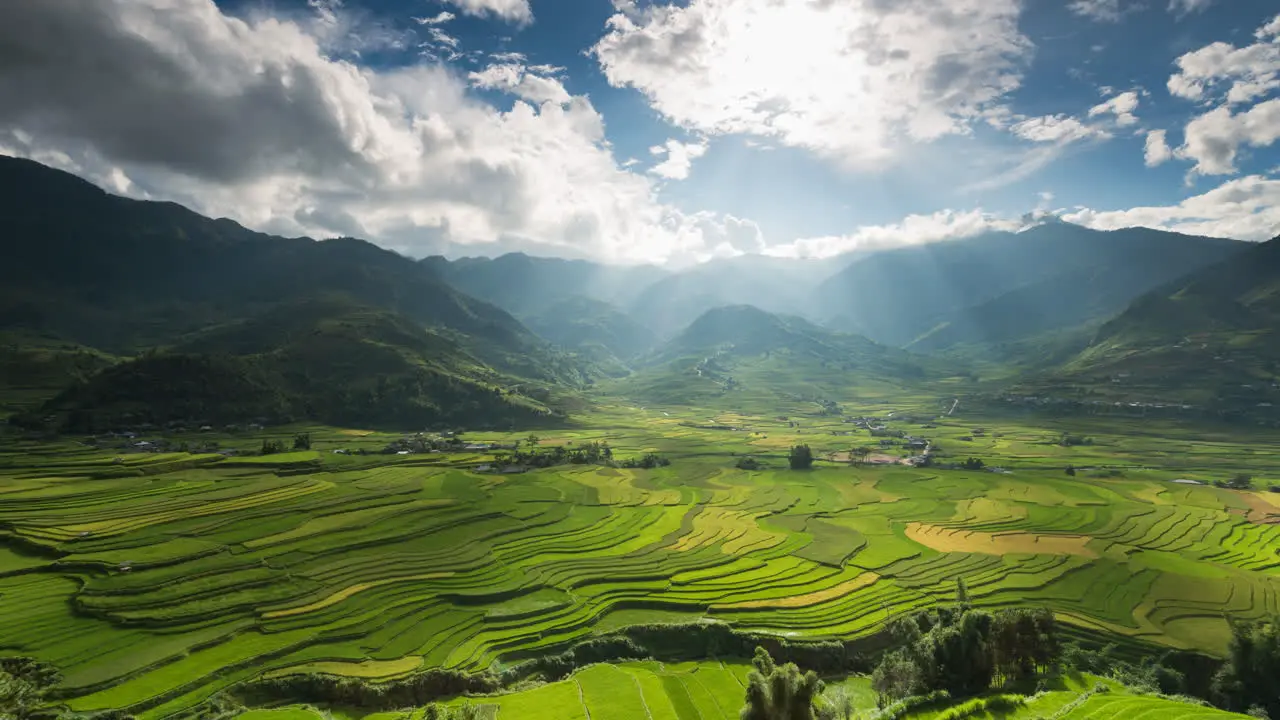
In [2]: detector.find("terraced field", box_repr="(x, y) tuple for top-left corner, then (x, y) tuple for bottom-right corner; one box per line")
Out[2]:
(1, 410), (1278, 718)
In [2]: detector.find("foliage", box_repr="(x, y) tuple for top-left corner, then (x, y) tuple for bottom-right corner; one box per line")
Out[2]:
(234, 668), (501, 712)
(740, 647), (824, 720)
(960, 457), (985, 471)
(1215, 474), (1255, 490)
(788, 444), (814, 470)
(870, 607), (1058, 705)
(736, 456), (763, 470)
(292, 433), (311, 450)
(1211, 617), (1280, 718)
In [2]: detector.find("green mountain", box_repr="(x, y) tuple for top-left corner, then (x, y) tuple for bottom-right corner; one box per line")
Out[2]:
(0, 155), (582, 427)
(1034, 235), (1280, 413)
(619, 305), (931, 406)
(521, 295), (658, 375)
(29, 299), (558, 431)
(817, 223), (1245, 349)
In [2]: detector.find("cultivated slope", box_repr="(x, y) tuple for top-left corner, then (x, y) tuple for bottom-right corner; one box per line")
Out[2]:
(1040, 235), (1280, 411)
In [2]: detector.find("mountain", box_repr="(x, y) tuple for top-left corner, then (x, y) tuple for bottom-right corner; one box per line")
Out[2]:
(0, 156), (556, 373)
(0, 155), (583, 427)
(1034, 235), (1280, 413)
(521, 296), (658, 374)
(626, 254), (849, 338)
(424, 252), (668, 317)
(618, 305), (931, 406)
(817, 223), (1245, 349)
(28, 298), (559, 432)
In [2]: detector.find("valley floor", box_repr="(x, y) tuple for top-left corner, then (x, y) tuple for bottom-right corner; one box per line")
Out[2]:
(1, 396), (1277, 718)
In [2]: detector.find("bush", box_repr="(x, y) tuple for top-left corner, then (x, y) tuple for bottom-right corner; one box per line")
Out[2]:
(736, 456), (763, 470)
(789, 444), (815, 470)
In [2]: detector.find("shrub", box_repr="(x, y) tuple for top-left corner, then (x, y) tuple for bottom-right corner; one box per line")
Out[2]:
(789, 444), (815, 470)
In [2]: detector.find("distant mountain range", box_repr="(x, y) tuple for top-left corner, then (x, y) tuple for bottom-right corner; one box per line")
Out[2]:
(1, 154), (1272, 427)
(425, 223), (1245, 354)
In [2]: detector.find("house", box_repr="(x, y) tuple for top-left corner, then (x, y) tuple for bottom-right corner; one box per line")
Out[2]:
(906, 440), (929, 451)
(475, 464), (493, 472)
(501, 465), (528, 474)
(463, 443), (491, 451)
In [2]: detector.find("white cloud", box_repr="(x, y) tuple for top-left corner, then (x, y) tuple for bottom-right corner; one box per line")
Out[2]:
(1144, 129), (1174, 167)
(648, 139), (708, 180)
(0, 0), (755, 266)
(414, 11), (456, 26)
(440, 0), (531, 25)
(1088, 90), (1140, 126)
(1011, 115), (1109, 144)
(1168, 0), (1214, 18)
(764, 209), (1023, 259)
(1068, 0), (1128, 23)
(1178, 99), (1280, 175)
(592, 0), (1030, 169)
(1167, 15), (1280, 104)
(469, 63), (571, 105)
(1063, 174), (1280, 241)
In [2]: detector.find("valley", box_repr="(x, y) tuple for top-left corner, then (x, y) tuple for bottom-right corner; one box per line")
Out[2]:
(1, 157), (1278, 720)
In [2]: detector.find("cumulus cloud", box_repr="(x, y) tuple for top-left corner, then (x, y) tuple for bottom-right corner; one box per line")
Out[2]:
(764, 209), (1024, 259)
(1011, 115), (1109, 144)
(1067, 0), (1128, 23)
(591, 0), (1030, 168)
(1167, 16), (1280, 104)
(1179, 99), (1280, 175)
(1144, 129), (1174, 167)
(1063, 174), (1280, 241)
(469, 63), (571, 105)
(769, 171), (1280, 262)
(0, 0), (752, 265)
(1088, 91), (1140, 126)
(440, 0), (531, 25)
(648, 139), (708, 180)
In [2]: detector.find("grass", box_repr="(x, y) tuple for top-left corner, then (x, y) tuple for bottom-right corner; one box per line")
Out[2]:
(1, 393), (1278, 718)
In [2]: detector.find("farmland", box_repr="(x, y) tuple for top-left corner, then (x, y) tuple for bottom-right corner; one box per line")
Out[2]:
(1, 395), (1278, 719)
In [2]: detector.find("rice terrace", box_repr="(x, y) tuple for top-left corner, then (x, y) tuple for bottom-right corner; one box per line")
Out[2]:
(2, 394), (1279, 719)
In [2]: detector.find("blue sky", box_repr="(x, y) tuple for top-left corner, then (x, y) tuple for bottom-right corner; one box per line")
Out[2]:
(1, 0), (1278, 263)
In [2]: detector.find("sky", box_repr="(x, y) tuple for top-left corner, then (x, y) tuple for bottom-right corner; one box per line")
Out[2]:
(0, 0), (1277, 265)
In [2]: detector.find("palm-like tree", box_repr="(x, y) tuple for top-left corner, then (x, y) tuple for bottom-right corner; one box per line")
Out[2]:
(741, 647), (823, 720)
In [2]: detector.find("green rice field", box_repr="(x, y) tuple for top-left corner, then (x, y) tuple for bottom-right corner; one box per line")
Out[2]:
(1, 399), (1278, 718)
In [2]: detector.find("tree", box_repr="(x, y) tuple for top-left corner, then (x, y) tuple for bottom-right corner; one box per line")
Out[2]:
(526, 434), (541, 447)
(852, 447), (873, 466)
(955, 578), (970, 607)
(789, 444), (815, 470)
(961, 457), (985, 471)
(0, 658), (61, 720)
(293, 432), (311, 450)
(871, 649), (923, 707)
(1212, 617), (1280, 719)
(741, 647), (824, 720)
(1064, 464), (1076, 476)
